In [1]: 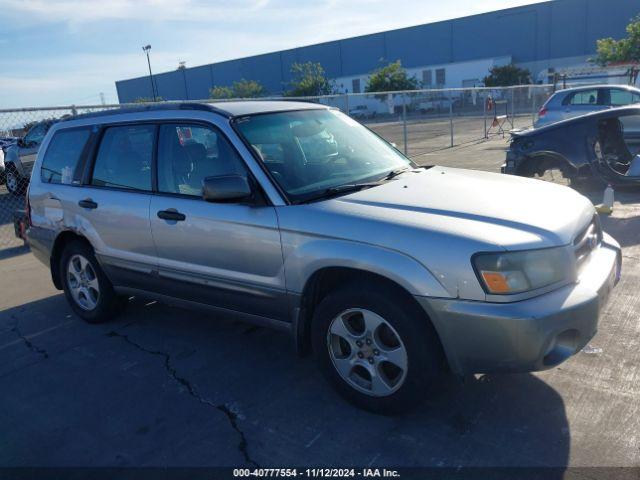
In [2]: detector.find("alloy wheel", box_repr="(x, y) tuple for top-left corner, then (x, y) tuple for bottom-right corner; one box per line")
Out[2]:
(327, 308), (408, 397)
(67, 254), (100, 310)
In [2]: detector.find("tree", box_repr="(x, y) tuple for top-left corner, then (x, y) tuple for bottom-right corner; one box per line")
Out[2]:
(593, 15), (640, 66)
(208, 86), (235, 99)
(483, 64), (531, 86)
(286, 62), (334, 97)
(365, 60), (419, 93)
(209, 79), (266, 99)
(231, 79), (265, 98)
(21, 120), (39, 132)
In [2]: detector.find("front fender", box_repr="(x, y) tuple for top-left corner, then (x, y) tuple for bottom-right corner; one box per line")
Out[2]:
(283, 237), (452, 298)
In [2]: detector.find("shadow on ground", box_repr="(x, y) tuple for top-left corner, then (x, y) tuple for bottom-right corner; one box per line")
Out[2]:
(0, 294), (569, 472)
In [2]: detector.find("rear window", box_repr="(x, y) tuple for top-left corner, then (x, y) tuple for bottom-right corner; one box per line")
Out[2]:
(40, 128), (91, 184)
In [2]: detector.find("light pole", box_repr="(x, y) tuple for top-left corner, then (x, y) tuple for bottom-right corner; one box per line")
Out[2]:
(142, 45), (157, 101)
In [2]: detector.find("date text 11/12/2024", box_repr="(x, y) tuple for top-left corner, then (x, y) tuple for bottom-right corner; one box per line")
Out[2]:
(233, 468), (400, 477)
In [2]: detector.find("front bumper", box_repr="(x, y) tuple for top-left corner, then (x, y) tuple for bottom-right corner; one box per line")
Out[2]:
(416, 233), (621, 375)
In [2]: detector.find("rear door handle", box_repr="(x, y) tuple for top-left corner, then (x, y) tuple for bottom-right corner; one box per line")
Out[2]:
(157, 209), (186, 221)
(78, 199), (98, 209)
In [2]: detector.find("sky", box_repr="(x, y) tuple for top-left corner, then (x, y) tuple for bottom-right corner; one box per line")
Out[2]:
(0, 0), (549, 108)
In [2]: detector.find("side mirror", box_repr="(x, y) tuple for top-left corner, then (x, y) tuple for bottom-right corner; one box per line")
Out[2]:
(202, 174), (252, 203)
(17, 138), (25, 148)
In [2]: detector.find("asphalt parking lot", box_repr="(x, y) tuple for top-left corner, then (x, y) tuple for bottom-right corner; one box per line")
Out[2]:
(0, 137), (639, 473)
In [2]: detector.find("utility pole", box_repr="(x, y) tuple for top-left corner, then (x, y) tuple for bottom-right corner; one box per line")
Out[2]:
(99, 92), (105, 105)
(142, 45), (157, 101)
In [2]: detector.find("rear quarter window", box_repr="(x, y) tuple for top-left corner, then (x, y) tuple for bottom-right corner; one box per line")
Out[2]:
(40, 128), (91, 184)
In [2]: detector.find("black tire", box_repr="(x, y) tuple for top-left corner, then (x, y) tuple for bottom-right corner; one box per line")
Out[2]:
(60, 240), (124, 323)
(5, 166), (26, 196)
(311, 281), (444, 414)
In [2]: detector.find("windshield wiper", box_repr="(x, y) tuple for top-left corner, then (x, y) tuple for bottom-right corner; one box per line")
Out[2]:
(382, 166), (412, 181)
(297, 182), (382, 204)
(325, 182), (382, 194)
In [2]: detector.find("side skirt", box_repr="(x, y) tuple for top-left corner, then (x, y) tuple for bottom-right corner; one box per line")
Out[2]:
(114, 286), (293, 334)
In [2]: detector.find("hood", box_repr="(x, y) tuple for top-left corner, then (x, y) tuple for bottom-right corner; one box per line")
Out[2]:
(321, 166), (595, 250)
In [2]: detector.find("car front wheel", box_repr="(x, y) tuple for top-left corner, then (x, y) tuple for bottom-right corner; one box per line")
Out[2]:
(311, 282), (444, 414)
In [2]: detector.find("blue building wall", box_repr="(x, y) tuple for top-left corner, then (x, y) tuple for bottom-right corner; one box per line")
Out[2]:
(116, 0), (639, 102)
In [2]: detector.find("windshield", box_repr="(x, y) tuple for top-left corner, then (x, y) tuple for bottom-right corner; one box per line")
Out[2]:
(234, 109), (412, 202)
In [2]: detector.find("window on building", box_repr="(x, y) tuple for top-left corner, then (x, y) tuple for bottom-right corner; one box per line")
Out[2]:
(352, 78), (361, 94)
(157, 124), (247, 197)
(91, 125), (155, 191)
(436, 68), (446, 86)
(422, 70), (432, 86)
(40, 128), (91, 184)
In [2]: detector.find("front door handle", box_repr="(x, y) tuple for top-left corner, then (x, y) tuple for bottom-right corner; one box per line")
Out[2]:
(157, 209), (186, 221)
(78, 199), (98, 209)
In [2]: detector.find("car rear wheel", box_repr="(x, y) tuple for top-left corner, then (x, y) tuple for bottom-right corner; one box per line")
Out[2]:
(61, 240), (124, 323)
(311, 282), (444, 414)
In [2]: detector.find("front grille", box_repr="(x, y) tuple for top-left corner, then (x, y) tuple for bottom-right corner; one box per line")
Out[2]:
(573, 215), (602, 269)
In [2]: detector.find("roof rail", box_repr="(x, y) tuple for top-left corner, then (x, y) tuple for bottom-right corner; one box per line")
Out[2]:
(60, 102), (229, 122)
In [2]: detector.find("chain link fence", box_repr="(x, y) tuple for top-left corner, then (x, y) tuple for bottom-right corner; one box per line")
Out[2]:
(304, 85), (555, 156)
(0, 85), (554, 252)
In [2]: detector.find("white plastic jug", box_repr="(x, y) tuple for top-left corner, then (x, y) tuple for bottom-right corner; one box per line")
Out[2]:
(603, 184), (614, 210)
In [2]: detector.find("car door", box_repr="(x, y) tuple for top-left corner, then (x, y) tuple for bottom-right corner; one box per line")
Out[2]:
(149, 122), (287, 321)
(74, 123), (158, 289)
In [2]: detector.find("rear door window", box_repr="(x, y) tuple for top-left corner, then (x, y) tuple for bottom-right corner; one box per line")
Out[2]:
(564, 89), (599, 106)
(40, 128), (91, 184)
(90, 125), (155, 191)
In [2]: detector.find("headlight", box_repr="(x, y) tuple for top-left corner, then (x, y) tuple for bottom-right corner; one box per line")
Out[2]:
(473, 247), (573, 295)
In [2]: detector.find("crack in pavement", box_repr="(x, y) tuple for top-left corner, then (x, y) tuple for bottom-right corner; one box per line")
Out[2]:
(10, 314), (49, 359)
(106, 330), (259, 467)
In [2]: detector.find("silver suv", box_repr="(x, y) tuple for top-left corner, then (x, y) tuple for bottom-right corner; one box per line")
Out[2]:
(26, 102), (621, 413)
